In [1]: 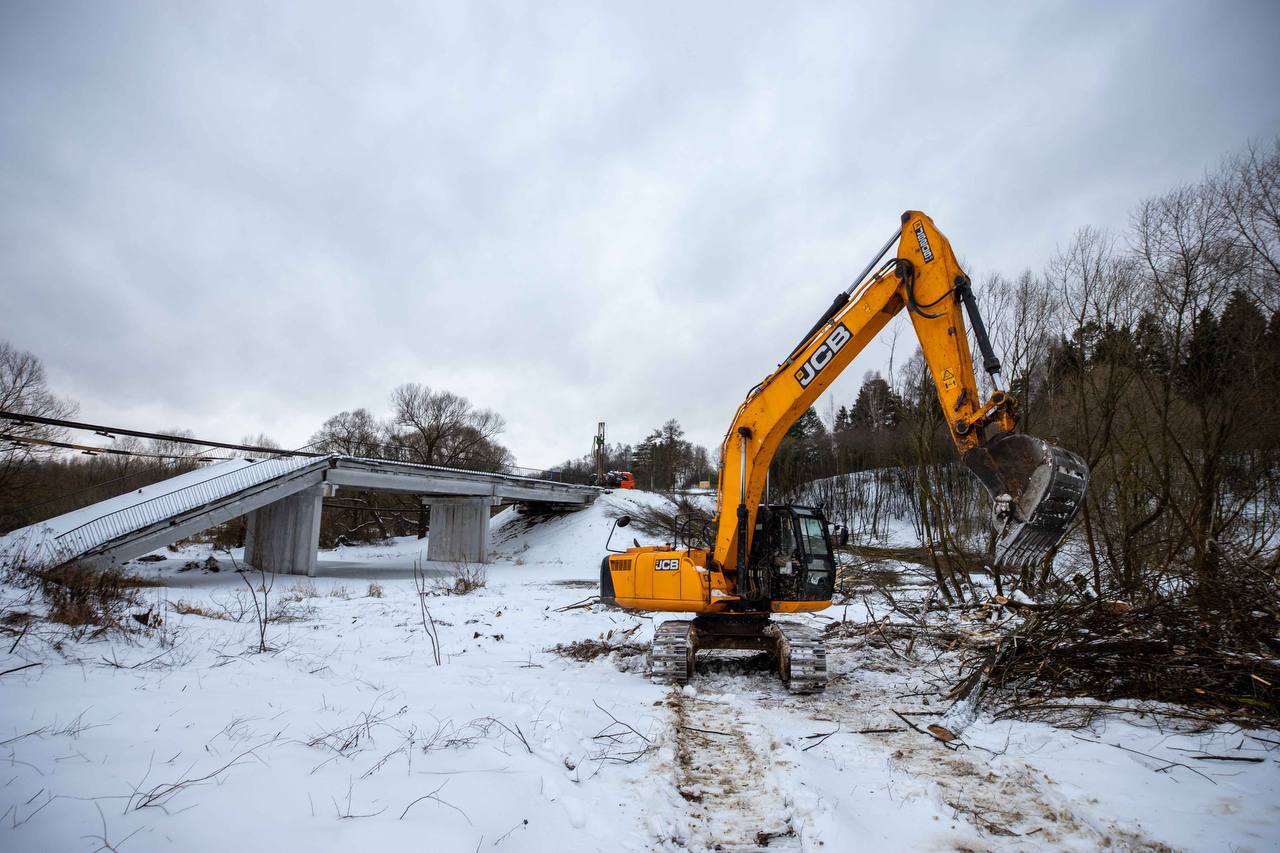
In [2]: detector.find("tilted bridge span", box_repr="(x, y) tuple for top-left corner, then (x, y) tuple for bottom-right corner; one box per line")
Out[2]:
(0, 456), (599, 576)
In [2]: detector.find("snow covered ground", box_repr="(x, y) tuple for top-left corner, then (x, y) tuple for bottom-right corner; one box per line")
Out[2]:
(1, 490), (1277, 851)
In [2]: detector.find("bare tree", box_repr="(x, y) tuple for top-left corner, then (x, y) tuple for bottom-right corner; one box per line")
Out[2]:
(309, 408), (384, 458)
(388, 383), (511, 470)
(238, 432), (282, 459)
(1217, 138), (1280, 298)
(0, 342), (77, 528)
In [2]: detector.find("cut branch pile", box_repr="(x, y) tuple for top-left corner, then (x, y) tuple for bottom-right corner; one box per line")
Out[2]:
(549, 625), (647, 662)
(948, 577), (1279, 727)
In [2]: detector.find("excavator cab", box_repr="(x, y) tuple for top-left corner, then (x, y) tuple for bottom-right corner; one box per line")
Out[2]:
(746, 505), (836, 604)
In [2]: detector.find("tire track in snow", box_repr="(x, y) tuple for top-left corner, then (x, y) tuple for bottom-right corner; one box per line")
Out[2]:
(803, 637), (1173, 850)
(668, 687), (802, 851)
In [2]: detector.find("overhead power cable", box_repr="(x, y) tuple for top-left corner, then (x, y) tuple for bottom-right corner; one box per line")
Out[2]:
(1, 432), (233, 462)
(0, 411), (322, 458)
(0, 410), (564, 479)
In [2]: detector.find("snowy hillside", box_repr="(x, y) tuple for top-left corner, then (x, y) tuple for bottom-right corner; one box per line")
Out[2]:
(1, 490), (1277, 851)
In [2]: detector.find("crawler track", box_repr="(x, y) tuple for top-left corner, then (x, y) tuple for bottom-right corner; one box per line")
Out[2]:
(650, 618), (827, 693)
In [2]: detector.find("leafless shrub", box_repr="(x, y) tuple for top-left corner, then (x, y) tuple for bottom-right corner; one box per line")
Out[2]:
(549, 625), (647, 663)
(579, 700), (656, 778)
(266, 581), (320, 622)
(9, 561), (162, 633)
(167, 599), (231, 621)
(306, 706), (531, 785)
(278, 580), (319, 602)
(607, 493), (713, 548)
(307, 703), (409, 757)
(431, 562), (487, 596)
(269, 598), (315, 624)
(419, 716), (530, 756)
(232, 556), (274, 653)
(204, 588), (253, 622)
(412, 558), (441, 665)
(366, 580), (384, 598)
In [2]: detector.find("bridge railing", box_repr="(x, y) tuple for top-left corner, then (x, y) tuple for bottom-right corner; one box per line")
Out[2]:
(47, 457), (320, 563)
(501, 463), (565, 481)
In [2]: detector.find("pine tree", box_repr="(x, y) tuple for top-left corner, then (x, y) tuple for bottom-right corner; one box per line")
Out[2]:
(1218, 289), (1268, 384)
(850, 372), (900, 431)
(1134, 311), (1171, 380)
(1091, 322), (1137, 367)
(833, 405), (851, 433)
(1179, 307), (1222, 401)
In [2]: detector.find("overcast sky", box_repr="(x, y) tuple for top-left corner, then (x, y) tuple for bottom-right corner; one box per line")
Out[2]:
(3, 2), (1279, 468)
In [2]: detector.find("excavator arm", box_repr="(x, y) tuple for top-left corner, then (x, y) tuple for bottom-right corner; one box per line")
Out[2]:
(712, 211), (1087, 577)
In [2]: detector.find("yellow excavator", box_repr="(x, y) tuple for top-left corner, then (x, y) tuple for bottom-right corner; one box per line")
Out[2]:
(599, 211), (1088, 692)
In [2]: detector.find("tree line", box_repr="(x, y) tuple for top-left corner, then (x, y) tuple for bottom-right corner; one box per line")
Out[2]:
(786, 140), (1280, 619)
(551, 418), (717, 491)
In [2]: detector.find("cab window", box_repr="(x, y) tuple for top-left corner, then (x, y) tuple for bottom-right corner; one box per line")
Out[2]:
(798, 516), (829, 559)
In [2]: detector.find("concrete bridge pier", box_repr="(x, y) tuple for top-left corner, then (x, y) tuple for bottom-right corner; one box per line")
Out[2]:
(426, 496), (498, 564)
(243, 484), (324, 577)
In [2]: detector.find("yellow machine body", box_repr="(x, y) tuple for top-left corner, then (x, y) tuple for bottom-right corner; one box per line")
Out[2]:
(605, 548), (828, 614)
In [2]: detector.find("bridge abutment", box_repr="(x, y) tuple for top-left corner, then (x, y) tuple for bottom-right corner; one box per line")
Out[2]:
(426, 496), (496, 564)
(243, 484), (323, 577)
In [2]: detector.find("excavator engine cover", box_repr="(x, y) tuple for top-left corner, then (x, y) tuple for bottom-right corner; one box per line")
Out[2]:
(963, 433), (1088, 571)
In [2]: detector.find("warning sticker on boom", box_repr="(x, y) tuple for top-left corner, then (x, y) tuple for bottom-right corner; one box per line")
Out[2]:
(913, 220), (934, 263)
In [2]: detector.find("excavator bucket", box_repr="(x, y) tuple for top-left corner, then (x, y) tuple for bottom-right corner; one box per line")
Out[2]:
(963, 433), (1088, 571)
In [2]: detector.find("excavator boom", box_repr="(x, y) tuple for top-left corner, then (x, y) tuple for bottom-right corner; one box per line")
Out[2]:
(712, 211), (1087, 577)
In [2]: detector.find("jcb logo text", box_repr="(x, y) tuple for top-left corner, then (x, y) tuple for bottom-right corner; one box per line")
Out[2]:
(795, 324), (852, 388)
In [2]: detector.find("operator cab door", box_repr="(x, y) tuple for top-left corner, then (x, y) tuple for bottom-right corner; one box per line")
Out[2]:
(790, 507), (836, 601)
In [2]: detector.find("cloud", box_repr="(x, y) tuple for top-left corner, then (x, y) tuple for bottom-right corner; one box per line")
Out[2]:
(3, 1), (1279, 465)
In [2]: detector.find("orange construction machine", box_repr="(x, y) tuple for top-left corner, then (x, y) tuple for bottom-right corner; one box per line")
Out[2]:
(599, 211), (1088, 692)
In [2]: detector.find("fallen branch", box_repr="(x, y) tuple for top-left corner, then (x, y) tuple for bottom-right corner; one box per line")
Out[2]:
(554, 597), (599, 612)
(1070, 735), (1216, 784)
(802, 725), (840, 751)
(133, 740), (273, 810)
(399, 782), (471, 824)
(0, 661), (42, 678)
(893, 709), (958, 750)
(682, 726), (735, 737)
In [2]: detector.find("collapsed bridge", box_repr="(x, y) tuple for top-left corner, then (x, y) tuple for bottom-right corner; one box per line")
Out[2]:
(0, 456), (599, 576)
